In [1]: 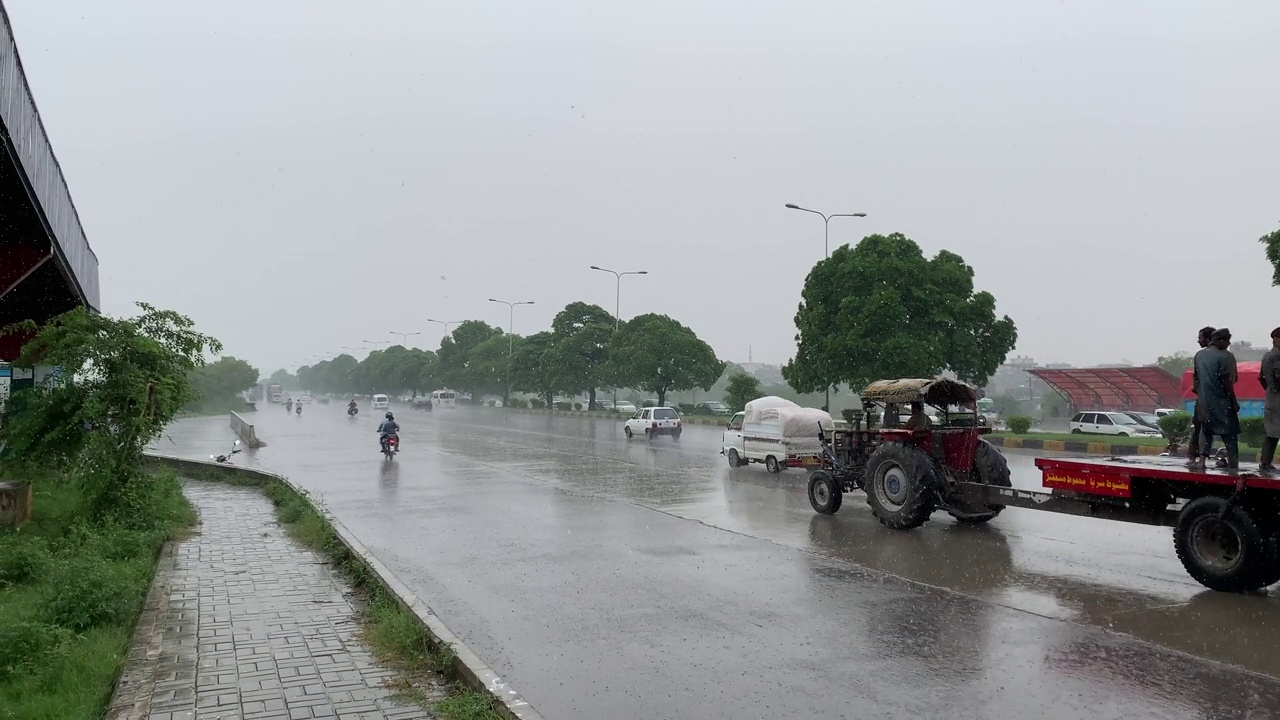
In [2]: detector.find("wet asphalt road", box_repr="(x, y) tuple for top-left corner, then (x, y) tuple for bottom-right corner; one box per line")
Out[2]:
(159, 405), (1280, 719)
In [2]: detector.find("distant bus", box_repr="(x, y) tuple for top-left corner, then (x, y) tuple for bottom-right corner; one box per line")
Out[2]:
(431, 389), (457, 410)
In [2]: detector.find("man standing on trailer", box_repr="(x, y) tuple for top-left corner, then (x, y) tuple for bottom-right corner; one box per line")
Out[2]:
(1186, 326), (1216, 462)
(1258, 327), (1280, 473)
(1190, 327), (1240, 470)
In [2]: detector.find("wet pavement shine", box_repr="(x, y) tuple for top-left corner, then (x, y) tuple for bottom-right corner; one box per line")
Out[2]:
(157, 406), (1280, 719)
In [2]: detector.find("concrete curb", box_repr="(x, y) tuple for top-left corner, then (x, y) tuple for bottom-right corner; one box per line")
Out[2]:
(143, 452), (544, 720)
(228, 411), (265, 448)
(492, 406), (730, 426)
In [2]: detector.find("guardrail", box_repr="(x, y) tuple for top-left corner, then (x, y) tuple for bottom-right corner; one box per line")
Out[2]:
(228, 411), (264, 448)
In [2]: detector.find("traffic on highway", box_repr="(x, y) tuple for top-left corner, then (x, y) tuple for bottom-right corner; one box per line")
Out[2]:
(158, 404), (1280, 720)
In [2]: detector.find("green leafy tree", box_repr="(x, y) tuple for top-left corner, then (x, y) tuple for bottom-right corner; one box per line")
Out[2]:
(188, 356), (258, 410)
(266, 368), (297, 390)
(546, 302), (615, 410)
(1261, 227), (1280, 286)
(784, 233), (1017, 392)
(467, 335), (520, 404)
(510, 331), (557, 408)
(437, 321), (502, 390)
(723, 373), (761, 412)
(606, 314), (725, 407)
(1154, 352), (1193, 377)
(1, 303), (220, 517)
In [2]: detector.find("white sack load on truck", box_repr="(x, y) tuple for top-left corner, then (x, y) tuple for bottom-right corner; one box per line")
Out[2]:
(722, 396), (835, 473)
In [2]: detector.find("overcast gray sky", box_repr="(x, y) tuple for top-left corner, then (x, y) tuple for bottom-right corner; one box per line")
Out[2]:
(8, 0), (1280, 373)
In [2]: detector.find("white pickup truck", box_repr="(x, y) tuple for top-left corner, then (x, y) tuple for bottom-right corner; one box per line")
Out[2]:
(721, 396), (834, 474)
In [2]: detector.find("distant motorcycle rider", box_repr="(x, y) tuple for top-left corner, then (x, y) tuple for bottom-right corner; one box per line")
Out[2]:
(377, 412), (400, 451)
(347, 398), (359, 416)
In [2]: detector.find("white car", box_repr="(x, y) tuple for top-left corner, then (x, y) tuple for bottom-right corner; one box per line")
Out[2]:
(371, 394), (390, 410)
(624, 407), (682, 440)
(1069, 411), (1162, 438)
(613, 401), (637, 414)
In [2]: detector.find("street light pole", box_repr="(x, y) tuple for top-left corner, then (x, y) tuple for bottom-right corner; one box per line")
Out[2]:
(389, 331), (421, 347)
(426, 319), (464, 344)
(363, 339), (389, 352)
(488, 299), (534, 403)
(784, 203), (867, 411)
(590, 266), (648, 410)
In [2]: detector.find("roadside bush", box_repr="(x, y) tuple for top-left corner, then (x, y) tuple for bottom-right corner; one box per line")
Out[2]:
(1241, 417), (1267, 448)
(507, 398), (529, 409)
(42, 557), (146, 632)
(1007, 416), (1033, 434)
(573, 402), (583, 411)
(0, 618), (70, 681)
(0, 536), (51, 587)
(1158, 411), (1193, 443)
(841, 408), (860, 425)
(677, 403), (698, 416)
(530, 399), (546, 409)
(555, 402), (573, 411)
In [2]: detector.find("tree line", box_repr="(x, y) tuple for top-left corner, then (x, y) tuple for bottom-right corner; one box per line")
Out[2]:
(290, 303), (726, 407)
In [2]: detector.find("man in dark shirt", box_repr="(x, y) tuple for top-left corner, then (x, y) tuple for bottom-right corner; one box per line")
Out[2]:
(1191, 328), (1239, 470)
(1259, 327), (1280, 473)
(1186, 326), (1215, 463)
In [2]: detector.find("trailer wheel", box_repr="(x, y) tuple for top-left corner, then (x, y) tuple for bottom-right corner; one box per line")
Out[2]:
(864, 442), (937, 530)
(1174, 497), (1272, 592)
(951, 440), (1012, 524)
(808, 471), (843, 514)
(727, 449), (743, 468)
(765, 456), (782, 474)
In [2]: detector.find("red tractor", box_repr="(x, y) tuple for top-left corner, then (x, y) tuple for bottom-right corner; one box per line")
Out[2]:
(807, 378), (1011, 528)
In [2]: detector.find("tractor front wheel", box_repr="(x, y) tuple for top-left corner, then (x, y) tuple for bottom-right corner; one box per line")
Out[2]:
(808, 471), (843, 514)
(863, 442), (937, 530)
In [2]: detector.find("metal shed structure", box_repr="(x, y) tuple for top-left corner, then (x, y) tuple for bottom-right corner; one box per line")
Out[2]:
(1028, 366), (1181, 412)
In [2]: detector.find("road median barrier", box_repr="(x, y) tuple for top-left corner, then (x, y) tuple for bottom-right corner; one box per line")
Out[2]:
(228, 410), (265, 448)
(143, 452), (543, 720)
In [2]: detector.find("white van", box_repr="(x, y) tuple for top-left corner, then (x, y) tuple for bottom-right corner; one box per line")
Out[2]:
(371, 394), (390, 410)
(722, 396), (834, 474)
(431, 389), (457, 410)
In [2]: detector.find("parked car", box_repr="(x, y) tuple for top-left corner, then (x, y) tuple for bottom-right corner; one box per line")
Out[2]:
(1069, 411), (1163, 437)
(624, 406), (682, 440)
(1155, 408), (1180, 418)
(696, 401), (733, 416)
(1121, 411), (1162, 430)
(613, 401), (637, 414)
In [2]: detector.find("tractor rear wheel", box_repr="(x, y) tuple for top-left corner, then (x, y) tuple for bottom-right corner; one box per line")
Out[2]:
(950, 440), (1013, 524)
(863, 442), (937, 530)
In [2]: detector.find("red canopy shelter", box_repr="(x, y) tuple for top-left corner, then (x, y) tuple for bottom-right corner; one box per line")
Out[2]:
(1028, 366), (1181, 411)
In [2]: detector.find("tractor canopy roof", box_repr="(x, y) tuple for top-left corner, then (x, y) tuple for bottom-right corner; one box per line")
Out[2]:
(860, 378), (980, 407)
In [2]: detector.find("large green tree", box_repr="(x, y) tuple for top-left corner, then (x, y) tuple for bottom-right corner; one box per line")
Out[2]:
(783, 233), (1017, 392)
(1, 303), (220, 516)
(723, 372), (762, 412)
(438, 321), (502, 391)
(1154, 352), (1193, 377)
(467, 334), (520, 404)
(188, 356), (258, 409)
(1262, 227), (1280, 286)
(546, 302), (615, 410)
(510, 331), (557, 408)
(606, 314), (725, 407)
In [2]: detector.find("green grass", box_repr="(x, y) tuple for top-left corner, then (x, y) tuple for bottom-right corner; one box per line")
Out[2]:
(252, 475), (501, 720)
(0, 468), (194, 720)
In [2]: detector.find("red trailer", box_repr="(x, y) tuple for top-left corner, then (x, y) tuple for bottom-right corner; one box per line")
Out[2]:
(1011, 456), (1280, 592)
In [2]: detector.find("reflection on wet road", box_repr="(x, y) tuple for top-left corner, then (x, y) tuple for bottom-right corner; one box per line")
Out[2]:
(158, 406), (1280, 719)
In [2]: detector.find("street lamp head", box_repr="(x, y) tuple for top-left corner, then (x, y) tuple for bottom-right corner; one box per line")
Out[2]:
(637, 270), (649, 275)
(785, 203), (800, 209)
(589, 265), (602, 271)
(852, 212), (868, 217)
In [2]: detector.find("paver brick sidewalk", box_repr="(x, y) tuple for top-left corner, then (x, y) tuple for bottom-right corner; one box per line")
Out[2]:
(108, 482), (432, 720)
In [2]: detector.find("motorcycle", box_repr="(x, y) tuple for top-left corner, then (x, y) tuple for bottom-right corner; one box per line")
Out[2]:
(348, 404), (359, 416)
(380, 433), (399, 460)
(296, 403), (303, 416)
(211, 439), (242, 464)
